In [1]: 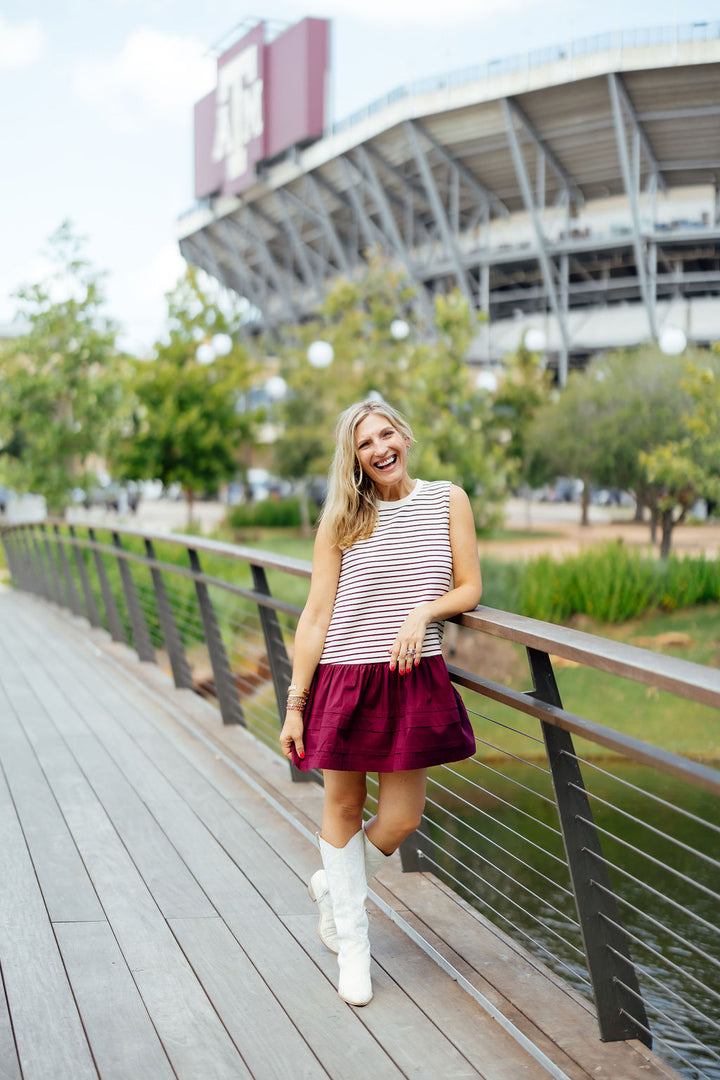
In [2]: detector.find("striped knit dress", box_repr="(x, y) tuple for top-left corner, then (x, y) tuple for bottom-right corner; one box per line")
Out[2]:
(293, 479), (477, 772)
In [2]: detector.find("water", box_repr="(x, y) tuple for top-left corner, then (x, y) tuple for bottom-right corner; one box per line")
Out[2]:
(424, 758), (720, 1080)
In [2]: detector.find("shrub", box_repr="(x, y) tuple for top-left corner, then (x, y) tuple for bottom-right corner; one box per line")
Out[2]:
(516, 543), (720, 624)
(228, 498), (308, 529)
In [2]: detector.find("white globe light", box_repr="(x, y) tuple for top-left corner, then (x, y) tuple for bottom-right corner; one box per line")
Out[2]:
(524, 328), (547, 352)
(307, 340), (334, 368)
(211, 332), (233, 356)
(390, 319), (410, 341)
(475, 369), (499, 393)
(196, 343), (216, 365)
(659, 325), (687, 356)
(265, 375), (287, 400)
(367, 390), (384, 403)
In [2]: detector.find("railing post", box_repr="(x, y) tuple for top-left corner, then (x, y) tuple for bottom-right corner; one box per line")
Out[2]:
(40, 524), (64, 606)
(88, 527), (127, 644)
(526, 646), (651, 1045)
(188, 547), (245, 726)
(53, 525), (83, 617)
(1, 529), (23, 589)
(250, 564), (314, 783)
(26, 526), (53, 599)
(12, 528), (34, 593)
(112, 532), (155, 664)
(145, 539), (194, 690)
(69, 526), (103, 628)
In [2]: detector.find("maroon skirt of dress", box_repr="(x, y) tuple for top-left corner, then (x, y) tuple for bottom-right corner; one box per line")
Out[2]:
(292, 654), (477, 773)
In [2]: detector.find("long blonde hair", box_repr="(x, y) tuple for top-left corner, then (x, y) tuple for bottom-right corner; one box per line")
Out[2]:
(321, 399), (415, 549)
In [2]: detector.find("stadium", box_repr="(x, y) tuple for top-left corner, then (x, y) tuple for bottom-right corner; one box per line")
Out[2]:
(178, 18), (720, 384)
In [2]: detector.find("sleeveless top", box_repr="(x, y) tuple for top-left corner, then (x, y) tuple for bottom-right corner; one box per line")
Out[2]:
(319, 479), (453, 666)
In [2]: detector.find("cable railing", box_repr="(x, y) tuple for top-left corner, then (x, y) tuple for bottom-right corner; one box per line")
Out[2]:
(2, 519), (719, 1080)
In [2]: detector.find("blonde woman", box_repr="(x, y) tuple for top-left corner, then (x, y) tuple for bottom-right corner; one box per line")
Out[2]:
(279, 399), (482, 1006)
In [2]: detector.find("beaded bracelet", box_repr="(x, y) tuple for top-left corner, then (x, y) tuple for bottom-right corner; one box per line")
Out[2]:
(287, 683), (310, 713)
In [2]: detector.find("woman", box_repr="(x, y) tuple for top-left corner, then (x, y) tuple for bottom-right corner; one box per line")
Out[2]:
(279, 399), (482, 1006)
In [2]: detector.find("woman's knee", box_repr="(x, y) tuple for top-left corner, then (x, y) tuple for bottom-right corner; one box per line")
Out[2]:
(377, 805), (423, 844)
(324, 775), (367, 822)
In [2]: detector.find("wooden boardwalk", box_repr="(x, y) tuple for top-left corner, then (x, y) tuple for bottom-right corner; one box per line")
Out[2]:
(0, 588), (680, 1080)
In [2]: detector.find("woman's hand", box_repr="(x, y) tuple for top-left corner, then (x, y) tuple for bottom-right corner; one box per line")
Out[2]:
(279, 711), (305, 760)
(389, 604), (431, 675)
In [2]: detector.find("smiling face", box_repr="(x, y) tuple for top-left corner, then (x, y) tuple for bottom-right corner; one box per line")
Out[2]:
(354, 411), (413, 500)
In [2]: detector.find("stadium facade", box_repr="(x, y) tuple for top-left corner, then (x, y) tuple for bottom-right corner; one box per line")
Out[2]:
(178, 19), (720, 383)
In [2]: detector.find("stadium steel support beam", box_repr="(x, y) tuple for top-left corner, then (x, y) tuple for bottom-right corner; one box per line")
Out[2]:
(612, 75), (666, 195)
(411, 119), (509, 218)
(243, 207), (300, 324)
(608, 73), (658, 340)
(273, 184), (340, 281)
(501, 97), (570, 385)
(225, 213), (298, 324)
(363, 144), (436, 249)
(274, 190), (322, 297)
(404, 120), (474, 305)
(503, 99), (583, 208)
(302, 174), (353, 274)
(189, 228), (266, 324)
(347, 150), (435, 326)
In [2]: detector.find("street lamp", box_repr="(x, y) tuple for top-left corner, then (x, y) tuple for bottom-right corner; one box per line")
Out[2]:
(659, 325), (687, 356)
(196, 333), (234, 365)
(524, 327), (547, 353)
(307, 340), (334, 368)
(390, 319), (410, 341)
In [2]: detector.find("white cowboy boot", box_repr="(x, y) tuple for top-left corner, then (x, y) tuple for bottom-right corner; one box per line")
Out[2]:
(317, 829), (373, 1006)
(308, 824), (391, 954)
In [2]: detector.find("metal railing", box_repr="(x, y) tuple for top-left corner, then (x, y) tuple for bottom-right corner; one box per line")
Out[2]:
(3, 519), (719, 1080)
(329, 20), (720, 136)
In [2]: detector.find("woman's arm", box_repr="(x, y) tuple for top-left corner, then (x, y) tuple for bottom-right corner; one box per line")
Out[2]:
(279, 518), (342, 760)
(389, 484), (482, 673)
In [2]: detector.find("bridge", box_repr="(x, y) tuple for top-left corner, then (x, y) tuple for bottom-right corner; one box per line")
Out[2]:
(1, 521), (718, 1080)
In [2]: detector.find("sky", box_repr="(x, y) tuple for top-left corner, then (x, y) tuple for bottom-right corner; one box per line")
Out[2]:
(1, 0), (716, 356)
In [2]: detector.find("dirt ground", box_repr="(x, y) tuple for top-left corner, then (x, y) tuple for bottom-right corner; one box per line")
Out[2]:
(478, 499), (720, 562)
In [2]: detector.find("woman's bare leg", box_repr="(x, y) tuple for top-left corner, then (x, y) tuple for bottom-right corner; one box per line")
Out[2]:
(364, 768), (427, 855)
(321, 770), (367, 847)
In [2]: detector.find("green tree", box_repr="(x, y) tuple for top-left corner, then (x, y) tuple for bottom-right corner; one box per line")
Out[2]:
(0, 222), (126, 512)
(640, 350), (720, 556)
(270, 257), (508, 530)
(526, 347), (691, 530)
(112, 268), (257, 525)
(491, 340), (553, 487)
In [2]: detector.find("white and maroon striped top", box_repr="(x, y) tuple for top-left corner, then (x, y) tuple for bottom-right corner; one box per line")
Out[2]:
(319, 479), (453, 666)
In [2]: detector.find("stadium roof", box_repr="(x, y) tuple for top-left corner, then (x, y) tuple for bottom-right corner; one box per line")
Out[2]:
(179, 22), (720, 378)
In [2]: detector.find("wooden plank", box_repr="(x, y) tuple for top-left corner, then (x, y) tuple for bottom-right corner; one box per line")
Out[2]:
(169, 915), (329, 1080)
(384, 869), (676, 1080)
(5, 594), (684, 1080)
(0, 642), (252, 1080)
(0, 676), (104, 924)
(6, 608), (404, 1078)
(54, 921), (175, 1080)
(0, 975), (22, 1080)
(0, 769), (98, 1080)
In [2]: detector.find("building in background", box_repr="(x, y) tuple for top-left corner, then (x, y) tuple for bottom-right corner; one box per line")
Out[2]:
(178, 18), (720, 383)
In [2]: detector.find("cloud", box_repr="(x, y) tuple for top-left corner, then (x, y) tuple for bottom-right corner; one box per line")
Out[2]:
(0, 14), (46, 71)
(71, 27), (216, 132)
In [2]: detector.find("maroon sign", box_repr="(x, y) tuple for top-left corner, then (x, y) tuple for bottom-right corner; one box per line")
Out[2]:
(194, 17), (330, 200)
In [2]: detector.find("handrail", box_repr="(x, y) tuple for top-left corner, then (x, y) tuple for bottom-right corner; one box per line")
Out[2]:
(48, 518), (720, 710)
(2, 518), (718, 1077)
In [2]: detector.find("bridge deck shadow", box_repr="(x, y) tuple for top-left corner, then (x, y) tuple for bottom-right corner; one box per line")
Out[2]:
(0, 588), (680, 1080)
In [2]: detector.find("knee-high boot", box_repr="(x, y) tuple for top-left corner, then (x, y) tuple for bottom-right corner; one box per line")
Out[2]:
(317, 829), (373, 1006)
(309, 824), (391, 954)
